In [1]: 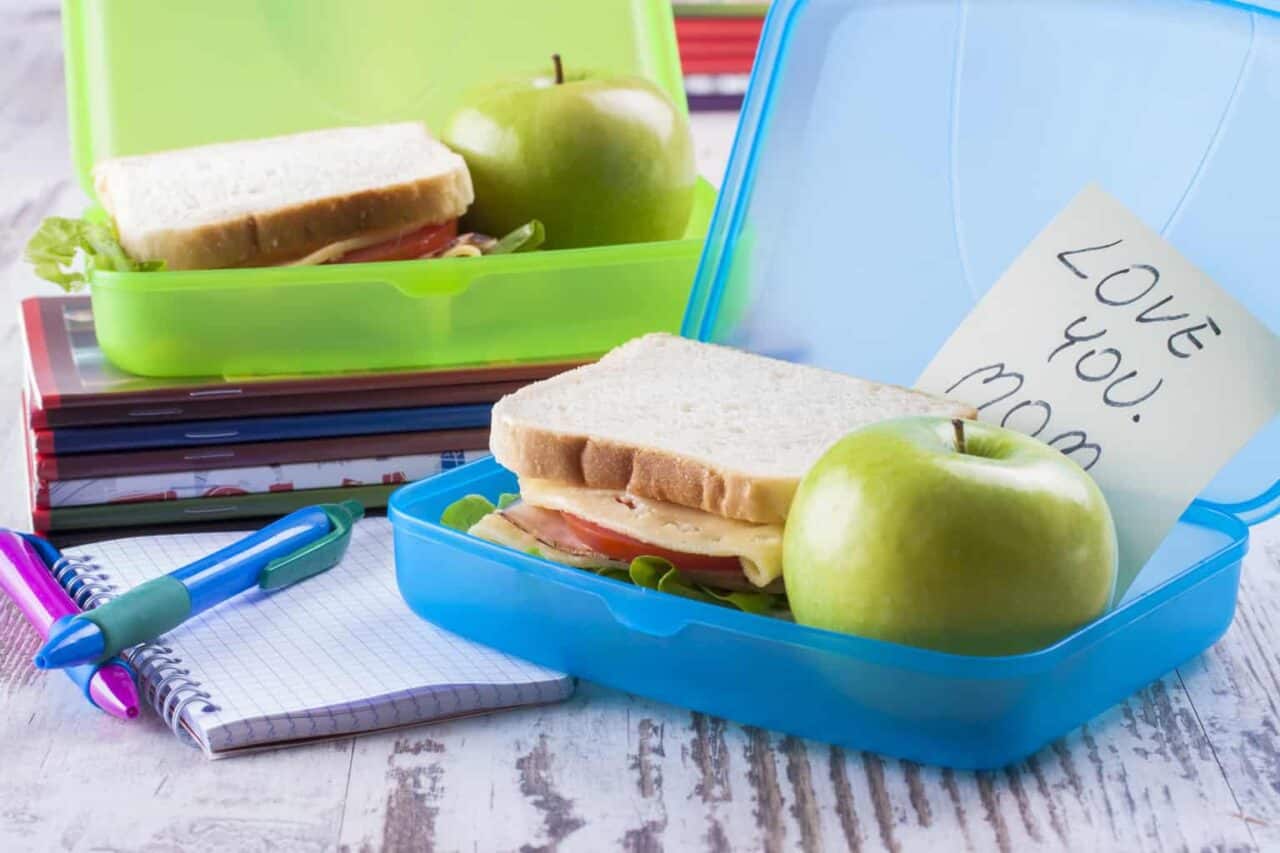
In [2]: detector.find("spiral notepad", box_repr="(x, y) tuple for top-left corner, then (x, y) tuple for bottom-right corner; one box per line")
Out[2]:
(55, 518), (573, 758)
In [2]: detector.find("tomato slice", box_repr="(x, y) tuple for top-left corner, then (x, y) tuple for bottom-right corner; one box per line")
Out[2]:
(560, 512), (744, 573)
(334, 220), (458, 264)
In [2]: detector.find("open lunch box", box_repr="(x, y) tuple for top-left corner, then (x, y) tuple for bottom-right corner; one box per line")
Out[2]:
(390, 0), (1280, 769)
(62, 0), (715, 377)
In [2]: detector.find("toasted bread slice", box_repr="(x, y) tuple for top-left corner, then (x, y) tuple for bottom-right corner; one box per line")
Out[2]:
(489, 334), (977, 524)
(93, 122), (473, 270)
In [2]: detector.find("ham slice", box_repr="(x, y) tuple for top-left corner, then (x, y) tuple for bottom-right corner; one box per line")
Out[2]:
(499, 501), (609, 559)
(497, 500), (779, 592)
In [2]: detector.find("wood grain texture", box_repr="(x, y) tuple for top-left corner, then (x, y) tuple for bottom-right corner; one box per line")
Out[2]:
(0, 3), (1277, 851)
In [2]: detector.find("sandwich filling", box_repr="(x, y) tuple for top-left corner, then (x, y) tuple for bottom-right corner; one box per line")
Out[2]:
(289, 220), (461, 266)
(472, 478), (784, 592)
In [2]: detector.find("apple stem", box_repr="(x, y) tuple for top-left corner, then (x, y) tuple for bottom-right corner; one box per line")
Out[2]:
(953, 418), (967, 455)
(552, 53), (564, 85)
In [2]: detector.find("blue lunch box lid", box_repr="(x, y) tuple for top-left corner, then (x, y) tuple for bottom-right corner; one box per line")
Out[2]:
(683, 0), (1280, 525)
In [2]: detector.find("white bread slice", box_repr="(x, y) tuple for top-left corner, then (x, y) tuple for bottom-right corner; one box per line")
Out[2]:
(93, 122), (473, 270)
(490, 334), (977, 525)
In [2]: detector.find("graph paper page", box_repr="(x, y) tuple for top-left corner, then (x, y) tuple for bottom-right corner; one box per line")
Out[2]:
(78, 518), (571, 753)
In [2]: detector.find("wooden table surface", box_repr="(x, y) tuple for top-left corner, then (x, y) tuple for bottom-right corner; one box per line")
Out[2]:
(2, 5), (1279, 852)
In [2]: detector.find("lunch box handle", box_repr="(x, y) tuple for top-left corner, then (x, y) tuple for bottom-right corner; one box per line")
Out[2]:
(601, 594), (692, 639)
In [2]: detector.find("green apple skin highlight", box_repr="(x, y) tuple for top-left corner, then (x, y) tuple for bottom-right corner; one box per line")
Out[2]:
(782, 417), (1118, 656)
(442, 59), (696, 249)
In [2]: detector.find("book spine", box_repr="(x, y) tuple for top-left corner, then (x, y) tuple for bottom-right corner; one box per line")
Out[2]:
(52, 552), (217, 740)
(34, 482), (398, 534)
(680, 55), (756, 74)
(21, 297), (60, 420)
(36, 379), (526, 429)
(40, 449), (487, 509)
(40, 402), (494, 454)
(35, 428), (491, 480)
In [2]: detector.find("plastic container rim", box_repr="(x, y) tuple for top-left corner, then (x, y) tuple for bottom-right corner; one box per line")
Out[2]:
(387, 458), (1249, 681)
(88, 181), (718, 293)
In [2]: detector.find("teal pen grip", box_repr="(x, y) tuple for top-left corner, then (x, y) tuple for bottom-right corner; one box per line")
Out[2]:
(81, 577), (191, 661)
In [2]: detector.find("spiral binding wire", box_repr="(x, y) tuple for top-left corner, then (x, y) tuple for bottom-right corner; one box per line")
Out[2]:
(52, 553), (220, 740)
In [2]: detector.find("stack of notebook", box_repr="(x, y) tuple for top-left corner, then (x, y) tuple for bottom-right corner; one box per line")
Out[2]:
(674, 2), (768, 110)
(20, 296), (576, 541)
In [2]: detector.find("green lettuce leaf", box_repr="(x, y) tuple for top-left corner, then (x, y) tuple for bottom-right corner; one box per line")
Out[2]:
(628, 555), (672, 589)
(488, 220), (546, 255)
(700, 585), (784, 615)
(441, 496), (788, 616)
(440, 494), (497, 532)
(628, 556), (787, 614)
(656, 568), (719, 604)
(24, 216), (162, 291)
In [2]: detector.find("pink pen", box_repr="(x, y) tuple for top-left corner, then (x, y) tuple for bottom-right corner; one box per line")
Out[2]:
(0, 530), (139, 720)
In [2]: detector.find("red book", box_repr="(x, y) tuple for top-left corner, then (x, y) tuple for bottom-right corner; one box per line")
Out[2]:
(31, 428), (490, 480)
(679, 40), (761, 60)
(22, 296), (582, 428)
(680, 55), (756, 74)
(675, 17), (765, 40)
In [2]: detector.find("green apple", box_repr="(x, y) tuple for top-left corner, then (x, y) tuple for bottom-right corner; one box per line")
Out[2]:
(442, 55), (696, 249)
(783, 417), (1117, 656)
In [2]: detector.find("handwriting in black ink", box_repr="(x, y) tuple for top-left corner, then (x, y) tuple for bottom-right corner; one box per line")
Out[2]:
(1095, 264), (1159, 306)
(1048, 316), (1107, 364)
(1047, 431), (1102, 471)
(945, 365), (1101, 470)
(1135, 294), (1190, 325)
(1167, 317), (1222, 358)
(1001, 399), (1052, 437)
(1057, 238), (1124, 279)
(1101, 371), (1164, 408)
(944, 362), (1024, 411)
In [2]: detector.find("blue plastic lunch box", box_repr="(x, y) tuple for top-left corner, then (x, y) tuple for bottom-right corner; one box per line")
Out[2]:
(391, 0), (1280, 769)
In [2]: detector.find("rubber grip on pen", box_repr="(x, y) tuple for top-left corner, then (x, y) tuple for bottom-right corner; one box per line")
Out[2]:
(81, 577), (191, 660)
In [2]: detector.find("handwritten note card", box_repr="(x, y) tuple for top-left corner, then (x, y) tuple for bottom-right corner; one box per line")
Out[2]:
(917, 185), (1280, 596)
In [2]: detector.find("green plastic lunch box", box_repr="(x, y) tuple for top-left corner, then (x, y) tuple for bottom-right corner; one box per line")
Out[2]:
(61, 0), (715, 377)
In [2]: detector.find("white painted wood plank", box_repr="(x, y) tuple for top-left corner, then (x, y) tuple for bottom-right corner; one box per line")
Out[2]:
(0, 652), (356, 851)
(1174, 515), (1280, 850)
(334, 676), (1261, 852)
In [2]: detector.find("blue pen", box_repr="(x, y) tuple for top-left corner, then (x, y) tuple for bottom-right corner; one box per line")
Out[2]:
(34, 500), (363, 670)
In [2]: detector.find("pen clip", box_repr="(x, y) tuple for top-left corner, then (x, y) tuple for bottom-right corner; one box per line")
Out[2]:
(258, 500), (364, 590)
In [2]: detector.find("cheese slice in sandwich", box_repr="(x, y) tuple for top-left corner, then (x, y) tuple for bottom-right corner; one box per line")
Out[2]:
(467, 333), (977, 592)
(93, 122), (473, 270)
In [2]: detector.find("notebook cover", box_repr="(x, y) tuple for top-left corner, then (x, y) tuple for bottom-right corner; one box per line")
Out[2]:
(33, 428), (490, 480)
(37, 449), (486, 508)
(34, 403), (493, 454)
(22, 296), (582, 428)
(33, 483), (399, 534)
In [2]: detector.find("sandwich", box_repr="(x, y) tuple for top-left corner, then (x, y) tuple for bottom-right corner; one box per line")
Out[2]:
(26, 122), (542, 289)
(444, 334), (977, 612)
